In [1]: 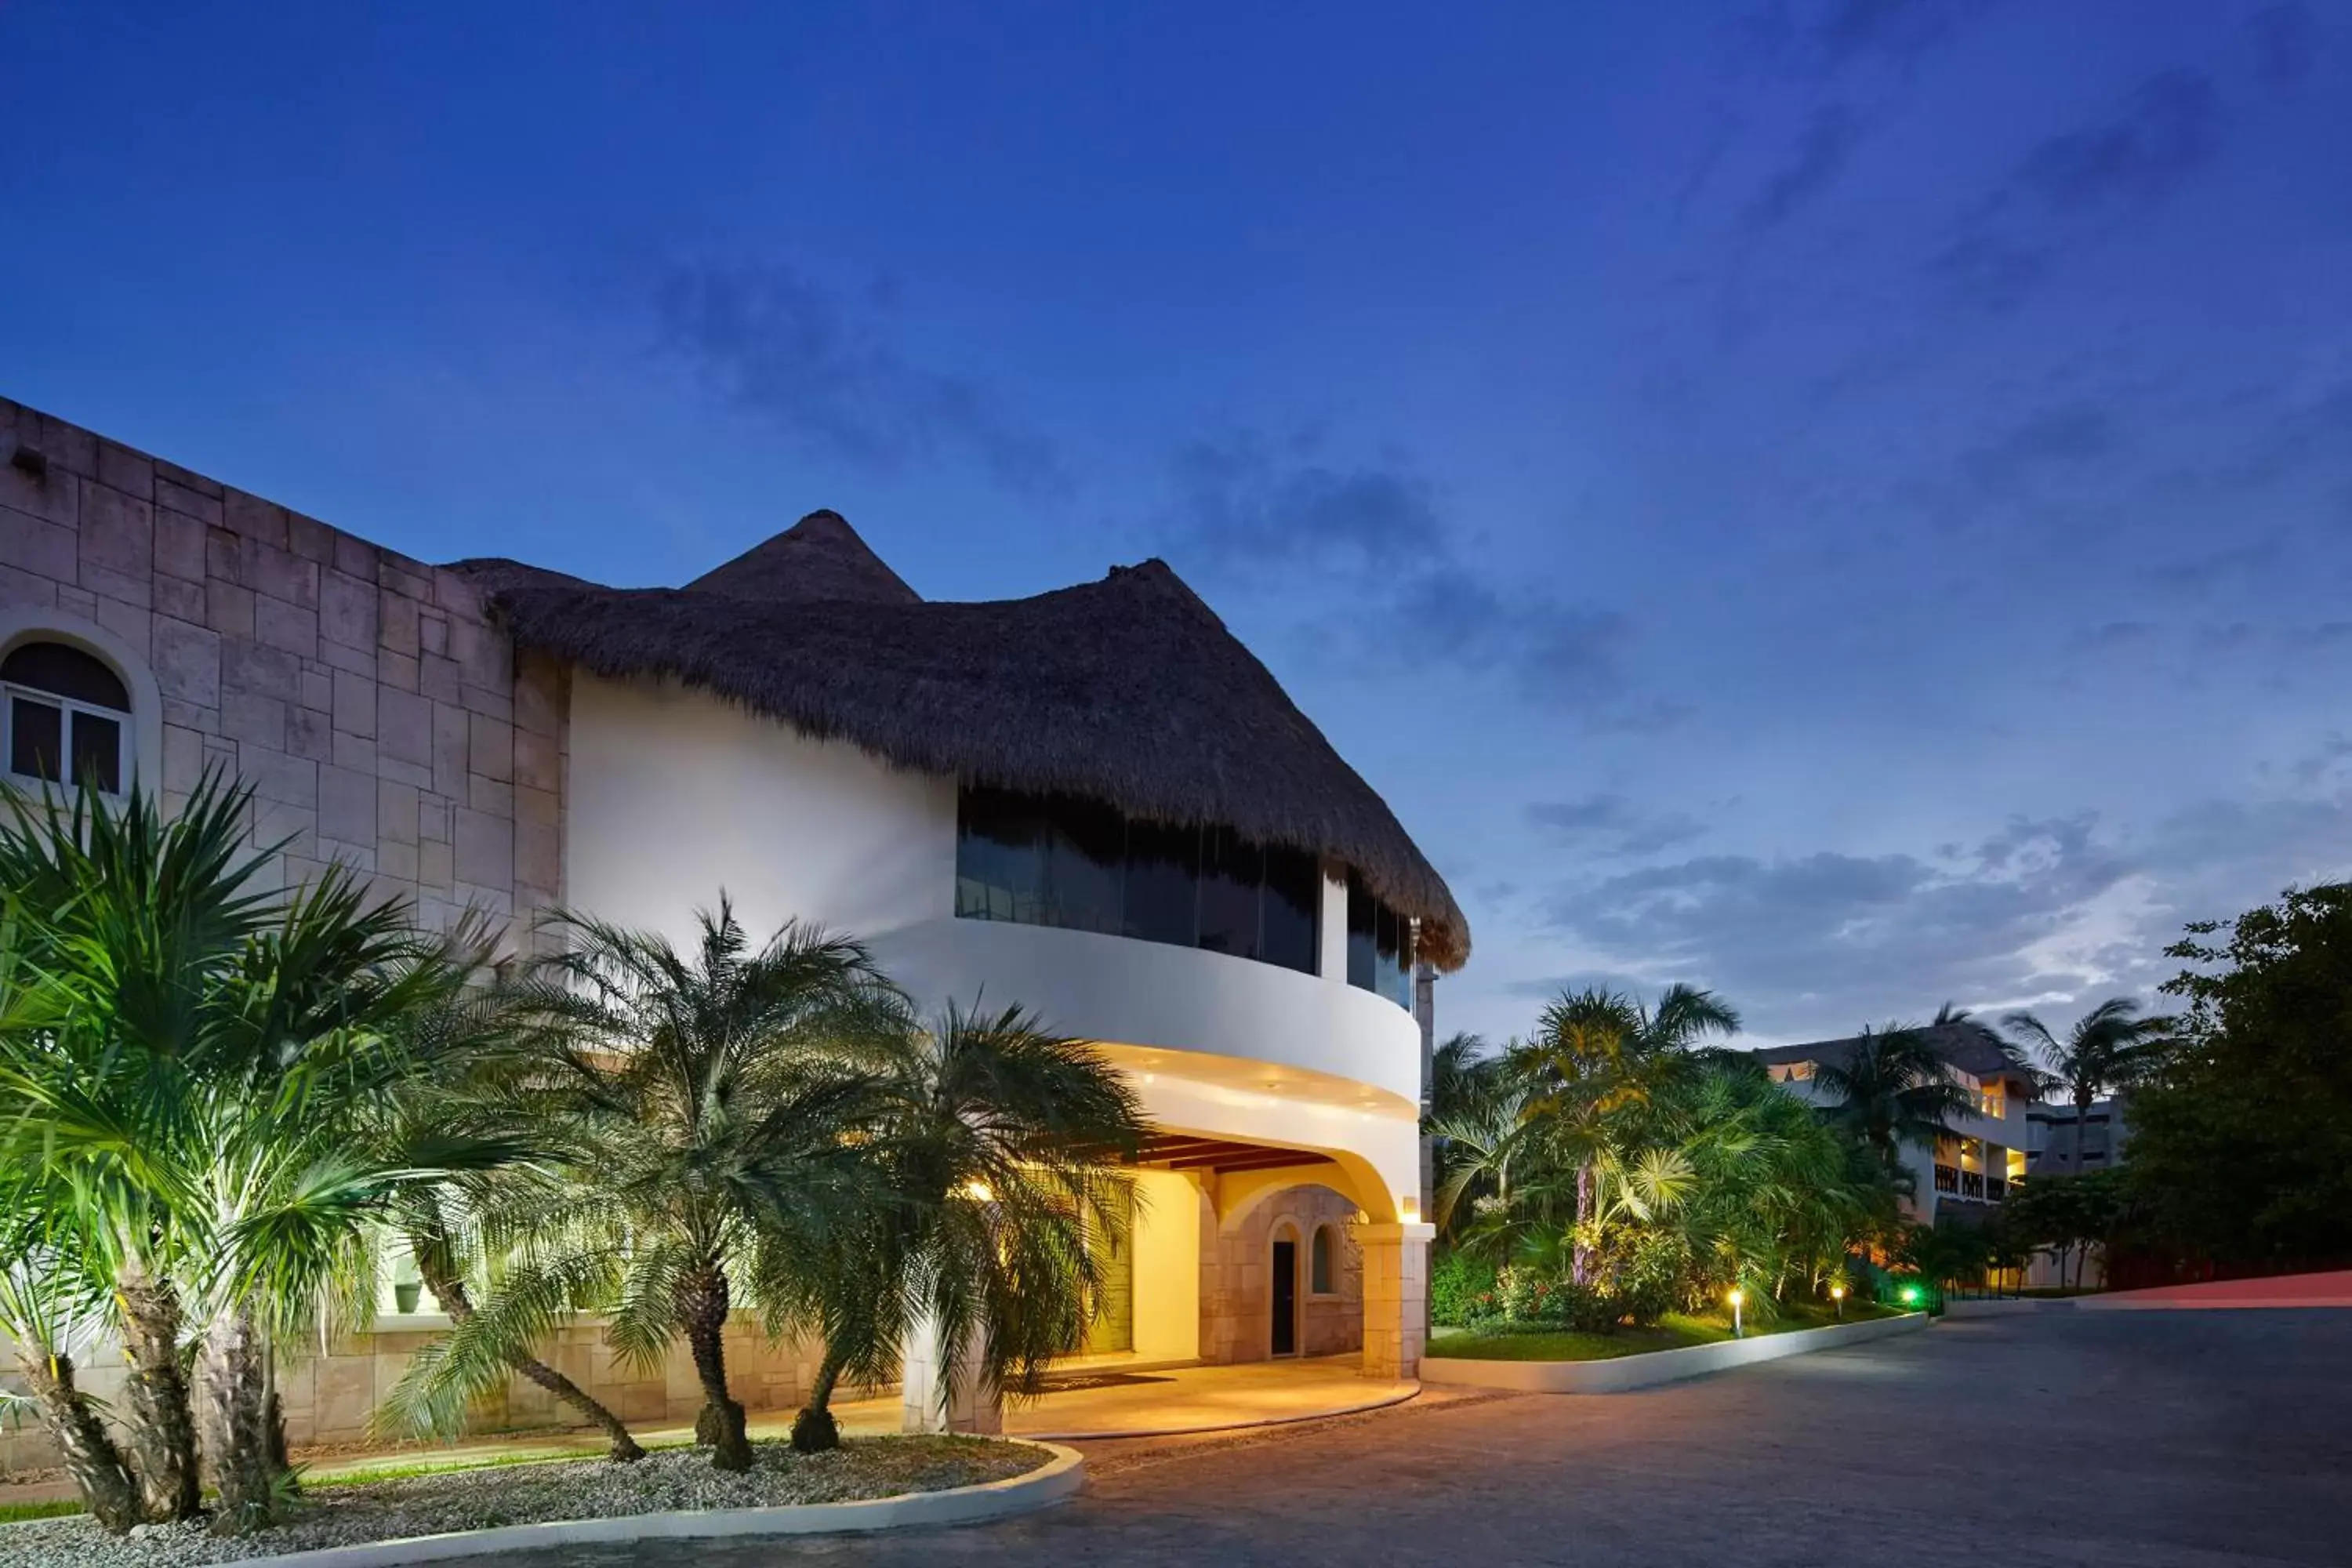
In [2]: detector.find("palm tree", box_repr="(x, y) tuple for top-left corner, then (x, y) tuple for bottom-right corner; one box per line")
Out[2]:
(1428, 1031), (1501, 1127)
(789, 1001), (1147, 1451)
(1812, 1022), (1976, 1189)
(2002, 998), (2173, 1174)
(372, 988), (645, 1462)
(0, 776), (270, 1526)
(411, 900), (909, 1471)
(1428, 1079), (1533, 1249)
(0, 774), (514, 1533)
(1508, 985), (1741, 1283)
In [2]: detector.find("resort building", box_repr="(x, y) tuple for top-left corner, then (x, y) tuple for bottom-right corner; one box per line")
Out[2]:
(0, 394), (1458, 1443)
(2027, 1096), (2128, 1176)
(1751, 1023), (2043, 1224)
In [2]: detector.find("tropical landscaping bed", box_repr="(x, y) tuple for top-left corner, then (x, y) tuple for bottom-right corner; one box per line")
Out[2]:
(1429, 1300), (1898, 1362)
(0, 1436), (1047, 1568)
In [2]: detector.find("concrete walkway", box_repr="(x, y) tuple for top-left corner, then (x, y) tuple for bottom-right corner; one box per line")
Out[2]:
(842, 1354), (1416, 1439)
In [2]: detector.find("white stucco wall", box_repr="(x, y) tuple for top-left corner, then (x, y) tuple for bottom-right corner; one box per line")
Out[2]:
(568, 674), (1421, 1099)
(566, 673), (956, 945)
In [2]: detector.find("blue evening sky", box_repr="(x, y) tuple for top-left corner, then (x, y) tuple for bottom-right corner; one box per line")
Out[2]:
(6, 2), (2348, 1045)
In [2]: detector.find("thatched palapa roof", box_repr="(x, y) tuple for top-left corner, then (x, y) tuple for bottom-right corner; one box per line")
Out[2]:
(452, 511), (1468, 968)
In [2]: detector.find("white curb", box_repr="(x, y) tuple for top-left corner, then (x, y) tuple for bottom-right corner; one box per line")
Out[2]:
(1421, 1312), (1929, 1394)
(211, 1441), (1083, 1568)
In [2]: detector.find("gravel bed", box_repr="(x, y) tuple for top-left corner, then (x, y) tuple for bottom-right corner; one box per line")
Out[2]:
(0, 1436), (1049, 1568)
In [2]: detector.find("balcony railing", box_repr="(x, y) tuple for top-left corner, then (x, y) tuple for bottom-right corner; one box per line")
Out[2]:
(1934, 1165), (2006, 1202)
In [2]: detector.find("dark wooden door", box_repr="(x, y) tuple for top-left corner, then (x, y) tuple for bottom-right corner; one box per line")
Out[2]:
(1271, 1239), (1297, 1355)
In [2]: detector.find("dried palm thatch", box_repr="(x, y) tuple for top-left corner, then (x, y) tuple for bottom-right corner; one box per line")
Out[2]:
(453, 511), (1468, 967)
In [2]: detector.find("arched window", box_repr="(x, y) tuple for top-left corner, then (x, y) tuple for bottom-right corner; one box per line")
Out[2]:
(1309, 1223), (1335, 1295)
(3, 640), (132, 794)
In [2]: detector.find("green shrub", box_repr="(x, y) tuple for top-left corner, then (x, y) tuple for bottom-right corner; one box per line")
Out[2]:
(1430, 1250), (1498, 1326)
(1491, 1266), (1620, 1333)
(1615, 1231), (1688, 1327)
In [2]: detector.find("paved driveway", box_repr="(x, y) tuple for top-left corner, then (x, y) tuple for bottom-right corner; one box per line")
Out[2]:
(488, 1309), (2350, 1567)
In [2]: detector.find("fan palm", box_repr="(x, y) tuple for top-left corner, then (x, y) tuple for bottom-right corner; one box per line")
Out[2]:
(408, 900), (909, 1471)
(1812, 1022), (1975, 1187)
(787, 1001), (1146, 1450)
(1508, 985), (1740, 1282)
(2002, 997), (2173, 1173)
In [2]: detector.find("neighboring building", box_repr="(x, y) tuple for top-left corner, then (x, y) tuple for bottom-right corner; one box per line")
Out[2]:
(2027, 1097), (2128, 1176)
(0, 395), (1458, 1445)
(1750, 1023), (2043, 1225)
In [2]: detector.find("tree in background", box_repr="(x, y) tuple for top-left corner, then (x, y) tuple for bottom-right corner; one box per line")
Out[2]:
(2129, 884), (2352, 1269)
(1508, 985), (1740, 1283)
(1811, 1022), (1975, 1191)
(2002, 998), (2171, 1174)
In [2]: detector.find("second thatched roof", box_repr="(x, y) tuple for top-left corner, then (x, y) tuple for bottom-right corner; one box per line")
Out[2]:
(452, 511), (1468, 968)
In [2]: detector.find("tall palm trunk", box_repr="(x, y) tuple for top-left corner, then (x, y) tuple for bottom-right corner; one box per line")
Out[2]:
(18, 1348), (144, 1534)
(115, 1272), (203, 1522)
(201, 1303), (281, 1534)
(412, 1244), (643, 1461)
(1572, 1160), (1595, 1285)
(677, 1261), (750, 1470)
(790, 1343), (848, 1453)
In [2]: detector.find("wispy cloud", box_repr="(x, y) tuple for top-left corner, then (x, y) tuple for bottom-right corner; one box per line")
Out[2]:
(656, 261), (1069, 499)
(1740, 103), (1865, 233)
(1528, 793), (1711, 857)
(1933, 69), (2225, 311)
(1163, 430), (1682, 728)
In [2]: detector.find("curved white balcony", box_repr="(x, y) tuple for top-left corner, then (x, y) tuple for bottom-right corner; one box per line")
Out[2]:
(870, 916), (1423, 1109)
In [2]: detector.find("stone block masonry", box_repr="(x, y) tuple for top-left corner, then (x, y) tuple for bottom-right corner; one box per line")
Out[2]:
(0, 395), (565, 956)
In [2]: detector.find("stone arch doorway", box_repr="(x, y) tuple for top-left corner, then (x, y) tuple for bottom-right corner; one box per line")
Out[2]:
(1204, 1181), (1364, 1363)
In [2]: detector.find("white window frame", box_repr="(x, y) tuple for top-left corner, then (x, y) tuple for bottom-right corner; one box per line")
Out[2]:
(0, 612), (162, 804)
(2, 679), (132, 797)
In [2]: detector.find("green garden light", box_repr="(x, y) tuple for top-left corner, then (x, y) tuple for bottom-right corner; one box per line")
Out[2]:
(1900, 1283), (1922, 1308)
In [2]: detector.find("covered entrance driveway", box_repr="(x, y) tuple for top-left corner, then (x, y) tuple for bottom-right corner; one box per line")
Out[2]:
(835, 1354), (1414, 1441)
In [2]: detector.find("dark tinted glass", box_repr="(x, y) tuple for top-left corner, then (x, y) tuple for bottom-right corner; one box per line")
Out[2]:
(1346, 873), (1377, 990)
(9, 696), (61, 782)
(1044, 796), (1125, 935)
(1122, 818), (1199, 946)
(2, 641), (129, 710)
(1260, 845), (1319, 974)
(955, 786), (1049, 922)
(1196, 826), (1262, 958)
(70, 712), (121, 794)
(1374, 901), (1412, 1007)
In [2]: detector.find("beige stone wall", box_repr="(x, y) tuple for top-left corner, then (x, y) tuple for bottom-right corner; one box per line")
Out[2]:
(0, 395), (563, 950)
(0, 1318), (858, 1476)
(1197, 1183), (1365, 1364)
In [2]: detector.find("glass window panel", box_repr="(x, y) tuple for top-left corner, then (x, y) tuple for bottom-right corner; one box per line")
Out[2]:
(1260, 845), (1319, 975)
(9, 696), (62, 782)
(1196, 826), (1262, 958)
(1374, 901), (1413, 1007)
(1122, 819), (1199, 947)
(0, 642), (129, 710)
(1043, 796), (1125, 935)
(1309, 1225), (1334, 1294)
(1346, 874), (1377, 991)
(69, 711), (122, 794)
(956, 786), (1048, 923)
